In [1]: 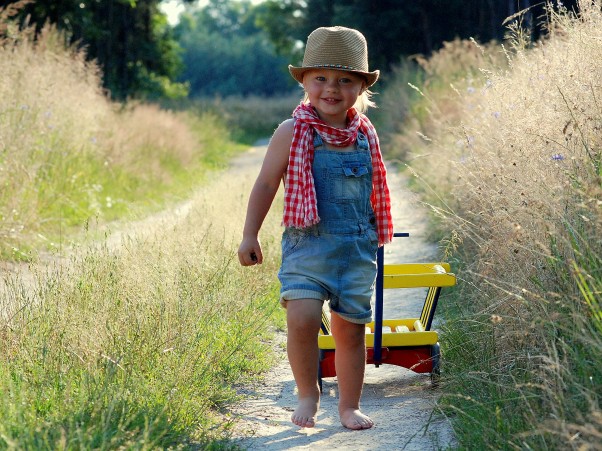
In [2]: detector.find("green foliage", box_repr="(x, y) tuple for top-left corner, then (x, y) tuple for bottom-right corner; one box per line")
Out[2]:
(259, 0), (579, 74)
(1, 0), (188, 100)
(254, 0), (305, 62)
(175, 0), (293, 98)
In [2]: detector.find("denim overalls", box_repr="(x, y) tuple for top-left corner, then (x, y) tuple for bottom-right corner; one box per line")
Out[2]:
(278, 131), (379, 324)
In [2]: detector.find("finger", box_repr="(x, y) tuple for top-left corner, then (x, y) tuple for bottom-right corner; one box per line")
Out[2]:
(239, 251), (254, 266)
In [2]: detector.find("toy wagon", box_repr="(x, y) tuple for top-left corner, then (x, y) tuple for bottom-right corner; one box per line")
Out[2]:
(318, 233), (456, 389)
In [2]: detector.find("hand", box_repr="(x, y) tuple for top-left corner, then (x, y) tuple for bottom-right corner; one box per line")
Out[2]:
(238, 237), (263, 266)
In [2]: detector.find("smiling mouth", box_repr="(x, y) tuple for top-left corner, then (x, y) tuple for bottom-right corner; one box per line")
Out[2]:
(322, 97), (340, 103)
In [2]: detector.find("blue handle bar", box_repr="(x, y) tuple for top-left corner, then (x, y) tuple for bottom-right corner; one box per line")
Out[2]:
(373, 232), (409, 366)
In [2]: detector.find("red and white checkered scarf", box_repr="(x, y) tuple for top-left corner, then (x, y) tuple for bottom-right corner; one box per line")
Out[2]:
(283, 103), (393, 246)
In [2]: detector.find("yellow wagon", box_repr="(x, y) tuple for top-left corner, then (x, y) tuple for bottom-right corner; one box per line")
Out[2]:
(318, 233), (456, 388)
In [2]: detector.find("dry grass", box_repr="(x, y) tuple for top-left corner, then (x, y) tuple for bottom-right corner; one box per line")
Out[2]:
(191, 92), (301, 143)
(0, 4), (284, 447)
(0, 124), (283, 449)
(413, 2), (601, 293)
(0, 16), (240, 259)
(102, 103), (200, 180)
(381, 1), (602, 448)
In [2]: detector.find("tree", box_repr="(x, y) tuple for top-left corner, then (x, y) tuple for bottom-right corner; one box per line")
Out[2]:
(175, 0), (293, 97)
(257, 0), (580, 77)
(0, 0), (190, 100)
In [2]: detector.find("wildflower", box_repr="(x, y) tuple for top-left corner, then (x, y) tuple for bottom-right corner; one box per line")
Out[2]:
(493, 111), (501, 119)
(551, 153), (565, 161)
(467, 86), (475, 94)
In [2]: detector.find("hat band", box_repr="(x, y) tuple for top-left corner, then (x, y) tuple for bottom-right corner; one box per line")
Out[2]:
(303, 63), (365, 72)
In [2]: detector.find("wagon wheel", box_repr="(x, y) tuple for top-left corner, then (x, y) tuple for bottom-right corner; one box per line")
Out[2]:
(430, 343), (441, 387)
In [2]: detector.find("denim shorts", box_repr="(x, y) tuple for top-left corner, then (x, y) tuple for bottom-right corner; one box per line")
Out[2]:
(278, 222), (379, 324)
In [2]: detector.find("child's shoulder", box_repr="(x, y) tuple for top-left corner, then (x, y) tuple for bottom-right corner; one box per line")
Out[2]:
(269, 119), (295, 149)
(276, 118), (294, 136)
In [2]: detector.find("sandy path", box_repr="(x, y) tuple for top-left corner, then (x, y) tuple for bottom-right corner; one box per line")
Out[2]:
(1, 140), (456, 449)
(229, 143), (456, 450)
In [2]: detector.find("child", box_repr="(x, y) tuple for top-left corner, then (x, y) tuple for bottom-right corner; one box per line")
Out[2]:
(238, 26), (393, 430)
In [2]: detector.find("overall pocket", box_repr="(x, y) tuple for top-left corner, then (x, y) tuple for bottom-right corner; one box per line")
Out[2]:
(328, 161), (370, 203)
(281, 228), (309, 258)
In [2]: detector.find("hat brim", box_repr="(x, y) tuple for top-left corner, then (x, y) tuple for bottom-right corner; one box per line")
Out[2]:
(288, 65), (379, 88)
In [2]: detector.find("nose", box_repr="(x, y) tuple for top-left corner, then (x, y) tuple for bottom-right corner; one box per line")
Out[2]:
(325, 78), (339, 91)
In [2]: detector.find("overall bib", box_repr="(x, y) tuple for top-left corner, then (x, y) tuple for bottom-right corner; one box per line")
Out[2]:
(278, 131), (379, 324)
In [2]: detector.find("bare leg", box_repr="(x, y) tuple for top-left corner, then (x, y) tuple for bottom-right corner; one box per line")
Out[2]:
(331, 312), (374, 430)
(285, 299), (323, 428)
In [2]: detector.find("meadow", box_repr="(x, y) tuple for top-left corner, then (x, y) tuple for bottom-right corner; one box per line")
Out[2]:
(0, 14), (252, 261)
(377, 2), (601, 448)
(1, 1), (601, 449)
(0, 11), (286, 449)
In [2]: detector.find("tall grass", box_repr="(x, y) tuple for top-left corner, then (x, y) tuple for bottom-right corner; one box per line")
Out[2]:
(0, 167), (284, 448)
(1, 6), (286, 447)
(380, 1), (601, 448)
(182, 93), (302, 145)
(0, 14), (244, 261)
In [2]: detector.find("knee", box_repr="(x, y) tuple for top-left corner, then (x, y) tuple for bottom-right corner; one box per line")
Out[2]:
(286, 300), (322, 335)
(287, 313), (320, 335)
(332, 323), (366, 349)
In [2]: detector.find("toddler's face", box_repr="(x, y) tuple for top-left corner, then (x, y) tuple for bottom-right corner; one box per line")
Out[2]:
(302, 69), (365, 126)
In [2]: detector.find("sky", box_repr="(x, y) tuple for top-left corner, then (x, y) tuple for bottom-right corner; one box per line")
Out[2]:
(159, 0), (188, 25)
(160, 0), (265, 25)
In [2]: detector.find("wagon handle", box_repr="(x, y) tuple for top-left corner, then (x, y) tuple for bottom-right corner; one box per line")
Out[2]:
(374, 232), (410, 366)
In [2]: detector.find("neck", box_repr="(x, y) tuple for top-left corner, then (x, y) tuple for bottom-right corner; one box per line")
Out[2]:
(315, 110), (348, 129)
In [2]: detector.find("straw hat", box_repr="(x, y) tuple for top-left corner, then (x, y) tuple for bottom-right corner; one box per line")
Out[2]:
(288, 26), (379, 88)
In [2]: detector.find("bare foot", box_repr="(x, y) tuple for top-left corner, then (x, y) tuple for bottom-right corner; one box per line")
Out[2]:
(291, 397), (319, 428)
(339, 408), (374, 430)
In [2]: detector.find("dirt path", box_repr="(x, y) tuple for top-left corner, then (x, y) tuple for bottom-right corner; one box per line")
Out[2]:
(229, 143), (456, 450)
(1, 140), (456, 449)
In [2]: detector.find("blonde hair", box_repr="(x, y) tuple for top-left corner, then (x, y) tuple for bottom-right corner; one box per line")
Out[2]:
(301, 89), (376, 113)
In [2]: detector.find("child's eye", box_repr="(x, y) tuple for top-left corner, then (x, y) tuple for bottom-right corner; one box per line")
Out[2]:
(339, 78), (352, 84)
(315, 76), (326, 81)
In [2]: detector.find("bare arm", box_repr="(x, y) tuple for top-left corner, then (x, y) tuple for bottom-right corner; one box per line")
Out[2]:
(238, 119), (293, 266)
